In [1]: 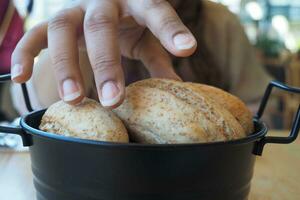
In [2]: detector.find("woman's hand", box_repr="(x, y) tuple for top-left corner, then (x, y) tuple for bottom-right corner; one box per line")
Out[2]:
(11, 0), (197, 108)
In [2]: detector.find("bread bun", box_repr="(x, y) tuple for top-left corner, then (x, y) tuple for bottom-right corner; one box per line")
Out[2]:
(114, 78), (246, 144)
(185, 83), (254, 134)
(39, 98), (129, 143)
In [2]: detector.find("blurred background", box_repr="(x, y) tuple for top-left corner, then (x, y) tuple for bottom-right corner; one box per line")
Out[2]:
(0, 0), (300, 149)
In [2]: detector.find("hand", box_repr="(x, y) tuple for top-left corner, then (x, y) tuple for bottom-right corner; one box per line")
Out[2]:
(11, 0), (197, 108)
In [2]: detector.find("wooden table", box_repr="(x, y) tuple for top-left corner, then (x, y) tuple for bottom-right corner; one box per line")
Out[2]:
(0, 131), (299, 200)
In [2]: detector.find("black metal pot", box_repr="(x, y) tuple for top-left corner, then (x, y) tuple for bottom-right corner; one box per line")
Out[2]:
(1, 74), (299, 200)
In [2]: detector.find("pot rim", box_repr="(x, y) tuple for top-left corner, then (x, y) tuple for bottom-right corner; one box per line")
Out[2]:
(21, 109), (268, 149)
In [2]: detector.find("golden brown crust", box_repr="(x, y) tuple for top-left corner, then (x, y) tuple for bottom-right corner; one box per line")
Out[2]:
(114, 78), (246, 144)
(185, 83), (254, 134)
(39, 98), (129, 143)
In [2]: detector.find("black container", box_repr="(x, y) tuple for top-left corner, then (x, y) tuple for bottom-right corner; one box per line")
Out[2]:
(1, 74), (299, 200)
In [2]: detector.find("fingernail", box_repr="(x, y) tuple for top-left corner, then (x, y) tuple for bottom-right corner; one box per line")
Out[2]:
(62, 79), (81, 102)
(173, 33), (196, 50)
(11, 64), (23, 80)
(100, 81), (121, 107)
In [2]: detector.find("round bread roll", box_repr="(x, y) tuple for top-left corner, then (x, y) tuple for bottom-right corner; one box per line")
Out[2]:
(114, 78), (247, 144)
(39, 98), (129, 143)
(185, 83), (254, 134)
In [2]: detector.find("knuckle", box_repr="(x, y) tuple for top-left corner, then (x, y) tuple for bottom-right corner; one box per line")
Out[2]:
(11, 50), (20, 62)
(84, 12), (114, 33)
(27, 24), (41, 35)
(92, 55), (118, 73)
(13, 45), (32, 58)
(143, 0), (166, 10)
(51, 52), (71, 70)
(159, 16), (182, 33)
(12, 47), (25, 60)
(48, 10), (72, 31)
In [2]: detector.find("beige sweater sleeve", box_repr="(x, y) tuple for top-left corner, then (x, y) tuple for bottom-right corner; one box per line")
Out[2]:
(202, 1), (273, 103)
(225, 13), (273, 103)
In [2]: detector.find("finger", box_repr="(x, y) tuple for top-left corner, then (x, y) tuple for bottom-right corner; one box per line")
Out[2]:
(48, 7), (85, 104)
(135, 31), (181, 81)
(11, 22), (48, 83)
(128, 0), (197, 57)
(84, 1), (124, 108)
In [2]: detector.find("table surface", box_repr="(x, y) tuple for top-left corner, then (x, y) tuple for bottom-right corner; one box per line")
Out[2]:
(0, 130), (299, 200)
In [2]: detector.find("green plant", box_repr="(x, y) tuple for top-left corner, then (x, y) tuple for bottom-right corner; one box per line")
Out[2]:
(256, 35), (285, 58)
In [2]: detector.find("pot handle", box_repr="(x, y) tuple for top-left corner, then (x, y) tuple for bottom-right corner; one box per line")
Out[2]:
(0, 74), (33, 112)
(0, 125), (32, 146)
(253, 81), (300, 156)
(0, 73), (33, 146)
